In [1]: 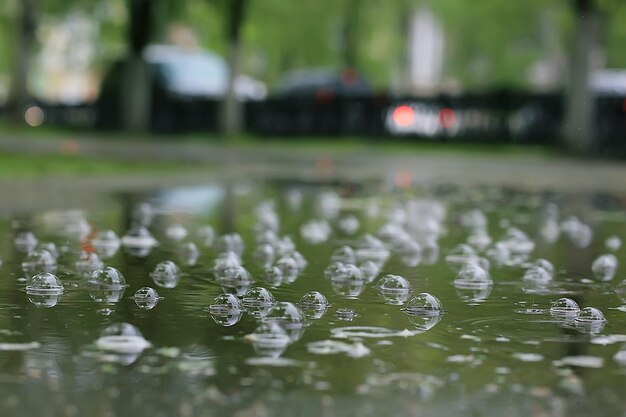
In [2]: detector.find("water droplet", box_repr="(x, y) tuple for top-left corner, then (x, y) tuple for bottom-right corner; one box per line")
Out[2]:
(95, 323), (151, 354)
(216, 233), (244, 256)
(208, 293), (243, 327)
(196, 225), (215, 247)
(21, 249), (57, 275)
(331, 245), (356, 264)
(14, 231), (38, 253)
(132, 287), (162, 310)
(605, 235), (622, 252)
(376, 274), (411, 305)
(522, 266), (552, 285)
(591, 254), (618, 281)
(404, 293), (443, 316)
(242, 287), (276, 318)
(151, 260), (181, 288)
(354, 234), (389, 266)
(178, 241), (199, 266)
(165, 223), (187, 241)
(300, 219), (331, 244)
(335, 308), (358, 322)
(445, 244), (477, 271)
(453, 263), (492, 289)
(245, 322), (290, 358)
(533, 259), (554, 278)
(75, 251), (104, 276)
(550, 298), (580, 318)
(91, 230), (120, 258)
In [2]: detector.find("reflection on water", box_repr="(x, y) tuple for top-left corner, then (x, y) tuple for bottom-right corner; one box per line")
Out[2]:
(0, 180), (625, 416)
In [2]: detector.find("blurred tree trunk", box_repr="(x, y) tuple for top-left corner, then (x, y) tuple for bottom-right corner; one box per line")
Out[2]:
(6, 0), (38, 123)
(221, 0), (248, 136)
(120, 0), (154, 132)
(340, 0), (361, 69)
(563, 0), (603, 153)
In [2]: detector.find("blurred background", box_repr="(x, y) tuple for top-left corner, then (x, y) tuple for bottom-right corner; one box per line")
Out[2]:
(0, 0), (625, 155)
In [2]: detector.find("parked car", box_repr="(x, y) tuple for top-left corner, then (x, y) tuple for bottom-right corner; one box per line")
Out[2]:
(96, 44), (266, 131)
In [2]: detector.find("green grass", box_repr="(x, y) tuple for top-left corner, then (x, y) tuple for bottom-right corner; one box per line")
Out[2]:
(0, 152), (201, 178)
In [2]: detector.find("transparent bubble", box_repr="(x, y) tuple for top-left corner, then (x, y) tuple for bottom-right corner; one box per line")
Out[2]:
(522, 266), (552, 285)
(455, 286), (492, 303)
(574, 306), (606, 323)
(14, 231), (38, 253)
(616, 279), (626, 302)
(245, 322), (290, 358)
(290, 250), (308, 271)
(337, 215), (360, 235)
(36, 242), (59, 259)
(133, 203), (154, 226)
(131, 287), (162, 310)
(331, 279), (366, 298)
(75, 251), (104, 276)
(614, 343), (626, 366)
(299, 291), (331, 310)
(454, 263), (492, 289)
(335, 308), (358, 322)
(300, 219), (331, 244)
(354, 234), (389, 266)
(502, 228), (535, 254)
(325, 261), (346, 280)
(216, 265), (251, 286)
(486, 242), (511, 266)
(421, 241), (440, 265)
(533, 259), (554, 278)
(376, 274), (411, 305)
(22, 249), (57, 275)
(88, 266), (126, 289)
(165, 223), (187, 241)
(252, 243), (275, 268)
(26, 272), (63, 294)
(96, 322), (151, 354)
(178, 241), (199, 266)
(404, 293), (443, 316)
(28, 292), (62, 308)
(276, 256), (299, 283)
(591, 254), (618, 282)
(467, 230), (492, 252)
(196, 225), (215, 247)
(242, 287), (276, 318)
(150, 260), (181, 289)
(208, 293), (242, 326)
(263, 266), (284, 287)
(358, 260), (380, 283)
(90, 286), (126, 304)
(550, 298), (580, 318)
(212, 251), (241, 279)
(445, 244), (477, 271)
(331, 245), (356, 264)
(285, 189), (303, 211)
(605, 235), (622, 252)
(215, 233), (244, 256)
(395, 238), (422, 267)
(92, 230), (120, 258)
(121, 224), (157, 248)
(263, 302), (306, 330)
(274, 236), (296, 257)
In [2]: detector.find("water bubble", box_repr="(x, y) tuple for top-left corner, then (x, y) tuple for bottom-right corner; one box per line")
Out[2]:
(242, 287), (276, 318)
(376, 274), (411, 305)
(605, 235), (622, 252)
(208, 293), (243, 327)
(133, 203), (154, 226)
(454, 263), (492, 289)
(616, 279), (626, 301)
(131, 287), (162, 310)
(165, 223), (188, 241)
(395, 238), (422, 267)
(300, 219), (331, 244)
(121, 224), (157, 257)
(330, 264), (365, 298)
(252, 243), (275, 268)
(96, 323), (151, 354)
(263, 302), (306, 330)
(354, 234), (389, 266)
(245, 322), (291, 358)
(407, 313), (443, 331)
(404, 293), (443, 316)
(274, 236), (296, 257)
(36, 242), (59, 259)
(316, 191), (341, 219)
(335, 308), (358, 322)
(533, 259), (554, 278)
(445, 244), (477, 271)
(591, 254), (618, 281)
(26, 272), (63, 294)
(216, 265), (252, 288)
(276, 255), (299, 283)
(285, 189), (303, 211)
(550, 298), (580, 318)
(331, 245), (356, 264)
(456, 285), (492, 303)
(522, 266), (552, 286)
(178, 241), (199, 266)
(298, 291), (331, 319)
(88, 266), (126, 288)
(421, 240), (440, 265)
(75, 251), (104, 276)
(614, 343), (626, 365)
(22, 249), (57, 275)
(502, 227), (536, 254)
(196, 225), (215, 247)
(216, 233), (244, 256)
(263, 266), (284, 287)
(358, 260), (380, 283)
(574, 307), (607, 334)
(467, 230), (492, 252)
(150, 260), (181, 289)
(90, 286), (126, 304)
(337, 215), (360, 235)
(212, 251), (241, 278)
(28, 291), (62, 308)
(14, 231), (38, 253)
(91, 230), (120, 258)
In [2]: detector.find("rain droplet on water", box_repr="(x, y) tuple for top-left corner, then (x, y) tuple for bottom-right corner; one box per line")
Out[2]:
(550, 298), (580, 318)
(453, 263), (492, 289)
(14, 231), (38, 253)
(25, 272), (64, 294)
(131, 287), (162, 310)
(404, 293), (443, 316)
(21, 249), (57, 275)
(242, 287), (276, 318)
(150, 260), (181, 289)
(591, 254), (618, 282)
